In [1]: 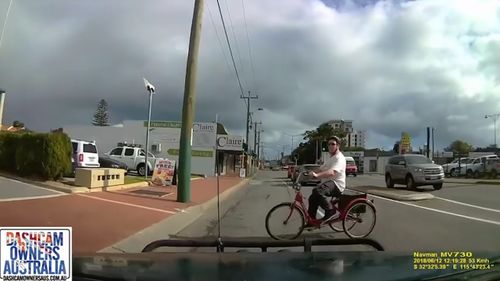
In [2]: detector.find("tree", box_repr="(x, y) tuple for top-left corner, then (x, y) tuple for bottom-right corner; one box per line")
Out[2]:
(295, 122), (349, 164)
(445, 140), (473, 155)
(12, 120), (25, 128)
(92, 99), (110, 126)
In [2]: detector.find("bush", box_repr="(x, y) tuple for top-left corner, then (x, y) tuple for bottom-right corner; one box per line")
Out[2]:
(0, 133), (22, 172)
(0, 132), (72, 180)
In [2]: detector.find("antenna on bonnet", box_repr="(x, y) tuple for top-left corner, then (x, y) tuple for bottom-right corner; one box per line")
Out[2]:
(215, 114), (223, 252)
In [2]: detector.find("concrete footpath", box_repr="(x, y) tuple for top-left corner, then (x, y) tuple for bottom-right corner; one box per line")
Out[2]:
(99, 176), (251, 253)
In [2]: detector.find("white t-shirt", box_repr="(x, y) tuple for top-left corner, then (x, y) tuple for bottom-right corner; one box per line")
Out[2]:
(320, 151), (346, 192)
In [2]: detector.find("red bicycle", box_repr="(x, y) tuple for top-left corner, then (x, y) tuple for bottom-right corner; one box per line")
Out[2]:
(265, 172), (377, 240)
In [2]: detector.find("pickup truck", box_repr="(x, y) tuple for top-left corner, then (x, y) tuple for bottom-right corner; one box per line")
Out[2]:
(458, 155), (499, 178)
(105, 146), (156, 176)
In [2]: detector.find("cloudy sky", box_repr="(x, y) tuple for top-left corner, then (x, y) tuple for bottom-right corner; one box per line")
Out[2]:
(1, 0), (500, 158)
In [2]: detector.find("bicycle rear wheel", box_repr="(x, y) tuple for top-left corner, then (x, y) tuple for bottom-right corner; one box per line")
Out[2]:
(343, 201), (376, 238)
(265, 202), (305, 240)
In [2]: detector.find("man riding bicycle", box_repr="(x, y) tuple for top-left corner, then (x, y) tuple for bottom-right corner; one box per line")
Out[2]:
(306, 136), (346, 226)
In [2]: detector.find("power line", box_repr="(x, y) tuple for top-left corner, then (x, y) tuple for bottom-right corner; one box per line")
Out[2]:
(241, 0), (257, 91)
(0, 0), (14, 50)
(222, 0), (247, 90)
(215, 0), (246, 98)
(207, 3), (232, 80)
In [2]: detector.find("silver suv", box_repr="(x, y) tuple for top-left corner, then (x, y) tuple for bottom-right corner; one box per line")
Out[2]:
(385, 154), (444, 190)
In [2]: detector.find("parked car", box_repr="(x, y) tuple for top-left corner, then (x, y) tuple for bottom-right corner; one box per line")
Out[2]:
(287, 165), (296, 178)
(442, 157), (469, 176)
(458, 155), (498, 178)
(297, 164), (321, 186)
(71, 139), (100, 170)
(105, 146), (156, 176)
(99, 155), (128, 172)
(385, 154), (444, 190)
(345, 157), (358, 177)
(485, 158), (500, 179)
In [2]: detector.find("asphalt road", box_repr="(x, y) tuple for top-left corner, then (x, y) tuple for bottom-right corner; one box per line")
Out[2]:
(173, 171), (500, 253)
(0, 176), (65, 201)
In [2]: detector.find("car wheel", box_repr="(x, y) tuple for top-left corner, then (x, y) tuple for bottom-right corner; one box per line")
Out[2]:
(450, 168), (458, 177)
(137, 164), (146, 176)
(406, 175), (416, 190)
(353, 173), (357, 177)
(466, 170), (473, 178)
(385, 174), (394, 188)
(473, 171), (480, 179)
(491, 170), (498, 179)
(433, 183), (443, 190)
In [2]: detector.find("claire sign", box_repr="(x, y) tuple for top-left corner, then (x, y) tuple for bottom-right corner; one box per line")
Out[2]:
(217, 135), (243, 151)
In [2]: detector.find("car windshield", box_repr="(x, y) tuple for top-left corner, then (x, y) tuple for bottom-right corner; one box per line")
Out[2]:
(3, 1), (500, 280)
(406, 156), (432, 164)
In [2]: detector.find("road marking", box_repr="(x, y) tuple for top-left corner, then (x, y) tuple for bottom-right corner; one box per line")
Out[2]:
(434, 197), (500, 213)
(1, 177), (65, 194)
(370, 195), (500, 226)
(77, 194), (177, 214)
(0, 194), (65, 202)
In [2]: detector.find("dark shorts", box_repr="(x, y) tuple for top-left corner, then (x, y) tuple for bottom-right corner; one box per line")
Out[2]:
(315, 180), (342, 198)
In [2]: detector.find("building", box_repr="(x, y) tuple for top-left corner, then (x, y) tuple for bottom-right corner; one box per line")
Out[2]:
(363, 149), (397, 174)
(64, 120), (245, 177)
(325, 119), (366, 148)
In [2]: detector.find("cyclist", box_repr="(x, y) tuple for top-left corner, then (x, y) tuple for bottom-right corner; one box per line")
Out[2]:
(306, 136), (346, 225)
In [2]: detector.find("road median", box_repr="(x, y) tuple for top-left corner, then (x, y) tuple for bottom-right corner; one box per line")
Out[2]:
(349, 186), (434, 201)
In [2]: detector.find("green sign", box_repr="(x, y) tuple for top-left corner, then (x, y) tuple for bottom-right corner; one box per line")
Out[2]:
(167, 148), (213, 158)
(144, 121), (182, 128)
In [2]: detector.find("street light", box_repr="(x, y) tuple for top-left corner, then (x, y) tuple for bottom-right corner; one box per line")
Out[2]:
(143, 78), (156, 179)
(485, 113), (500, 148)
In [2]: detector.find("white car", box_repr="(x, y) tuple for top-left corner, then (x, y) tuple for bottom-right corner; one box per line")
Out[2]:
(106, 145), (156, 176)
(442, 157), (469, 176)
(71, 139), (100, 169)
(459, 155), (499, 178)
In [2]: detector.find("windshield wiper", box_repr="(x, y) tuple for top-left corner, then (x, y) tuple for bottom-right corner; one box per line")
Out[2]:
(141, 237), (385, 252)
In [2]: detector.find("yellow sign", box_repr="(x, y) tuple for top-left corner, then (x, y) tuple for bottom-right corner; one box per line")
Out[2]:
(400, 132), (411, 154)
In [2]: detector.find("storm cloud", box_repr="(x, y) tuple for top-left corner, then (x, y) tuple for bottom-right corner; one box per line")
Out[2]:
(1, 0), (499, 159)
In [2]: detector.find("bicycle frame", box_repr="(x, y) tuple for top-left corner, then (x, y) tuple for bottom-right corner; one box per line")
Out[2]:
(289, 172), (374, 228)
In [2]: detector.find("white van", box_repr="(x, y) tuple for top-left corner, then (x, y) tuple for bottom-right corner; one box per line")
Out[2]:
(71, 139), (100, 169)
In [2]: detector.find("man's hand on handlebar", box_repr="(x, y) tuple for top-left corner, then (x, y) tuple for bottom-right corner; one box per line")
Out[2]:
(303, 171), (318, 178)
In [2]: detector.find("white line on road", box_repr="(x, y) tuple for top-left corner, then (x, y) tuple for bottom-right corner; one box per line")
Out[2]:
(434, 197), (500, 213)
(77, 194), (177, 214)
(370, 195), (500, 226)
(0, 194), (65, 202)
(1, 177), (65, 194)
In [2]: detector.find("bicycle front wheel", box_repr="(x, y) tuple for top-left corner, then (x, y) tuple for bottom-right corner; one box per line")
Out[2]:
(265, 202), (305, 240)
(343, 201), (376, 238)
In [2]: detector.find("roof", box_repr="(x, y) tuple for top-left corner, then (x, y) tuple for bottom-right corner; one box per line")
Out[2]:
(363, 149), (396, 157)
(0, 125), (25, 132)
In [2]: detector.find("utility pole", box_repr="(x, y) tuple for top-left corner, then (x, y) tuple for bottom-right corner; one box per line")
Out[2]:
(241, 91), (258, 152)
(253, 121), (261, 155)
(432, 127), (435, 159)
(240, 91), (258, 176)
(177, 0), (204, 203)
(485, 113), (500, 148)
(426, 127), (430, 158)
(257, 129), (263, 167)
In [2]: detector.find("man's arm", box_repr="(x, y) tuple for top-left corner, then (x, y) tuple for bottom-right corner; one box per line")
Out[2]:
(312, 169), (335, 179)
(312, 160), (336, 179)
